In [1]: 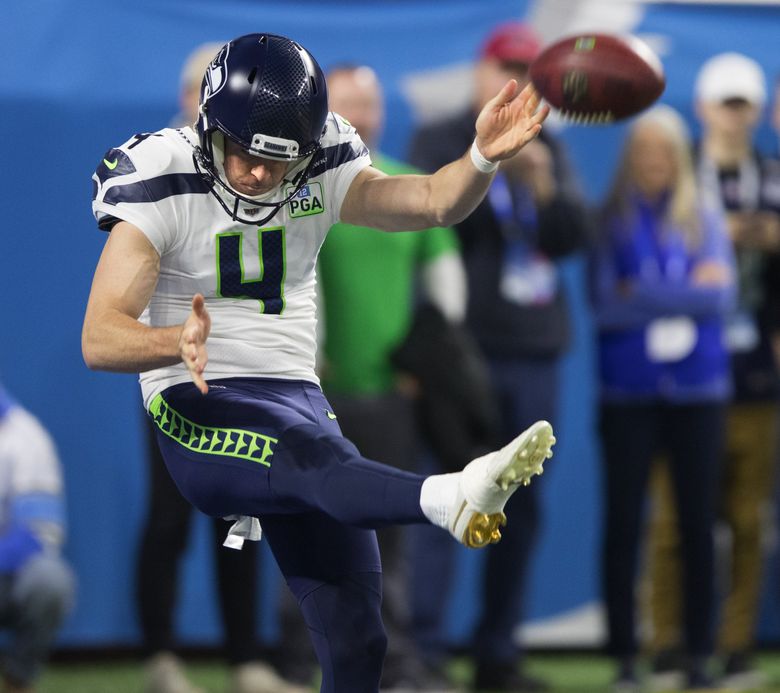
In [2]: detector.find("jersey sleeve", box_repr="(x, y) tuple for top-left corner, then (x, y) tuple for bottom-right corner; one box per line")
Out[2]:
(316, 113), (372, 224)
(91, 133), (179, 255)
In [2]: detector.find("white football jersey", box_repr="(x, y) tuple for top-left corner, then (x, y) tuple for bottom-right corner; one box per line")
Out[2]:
(92, 117), (371, 409)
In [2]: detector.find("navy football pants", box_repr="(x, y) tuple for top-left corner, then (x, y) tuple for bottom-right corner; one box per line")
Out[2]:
(150, 378), (427, 693)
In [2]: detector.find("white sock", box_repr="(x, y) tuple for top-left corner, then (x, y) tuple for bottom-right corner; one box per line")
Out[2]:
(419, 473), (460, 529)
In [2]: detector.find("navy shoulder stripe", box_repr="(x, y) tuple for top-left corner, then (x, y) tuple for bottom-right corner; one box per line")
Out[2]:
(103, 173), (210, 205)
(309, 142), (368, 178)
(95, 149), (136, 185)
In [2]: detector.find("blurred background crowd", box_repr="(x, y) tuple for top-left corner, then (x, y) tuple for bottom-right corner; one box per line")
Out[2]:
(2, 0), (780, 691)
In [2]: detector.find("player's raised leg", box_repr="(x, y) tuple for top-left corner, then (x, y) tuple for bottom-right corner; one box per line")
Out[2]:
(268, 416), (556, 548)
(151, 380), (555, 548)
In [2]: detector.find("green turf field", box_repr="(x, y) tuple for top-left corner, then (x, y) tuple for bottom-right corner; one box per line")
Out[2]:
(34, 653), (780, 692)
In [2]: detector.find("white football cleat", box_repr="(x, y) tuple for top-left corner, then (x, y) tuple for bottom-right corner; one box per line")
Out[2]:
(449, 420), (555, 548)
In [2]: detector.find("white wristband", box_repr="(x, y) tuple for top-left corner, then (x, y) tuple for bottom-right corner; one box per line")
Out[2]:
(470, 139), (499, 174)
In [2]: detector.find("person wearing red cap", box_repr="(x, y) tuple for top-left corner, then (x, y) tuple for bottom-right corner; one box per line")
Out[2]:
(408, 20), (589, 693)
(480, 21), (543, 66)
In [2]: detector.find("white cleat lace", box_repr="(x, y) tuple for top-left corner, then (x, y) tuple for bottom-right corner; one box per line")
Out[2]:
(449, 420), (555, 548)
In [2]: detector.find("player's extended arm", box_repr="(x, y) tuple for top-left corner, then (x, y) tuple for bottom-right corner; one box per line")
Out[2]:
(82, 221), (211, 394)
(341, 81), (549, 232)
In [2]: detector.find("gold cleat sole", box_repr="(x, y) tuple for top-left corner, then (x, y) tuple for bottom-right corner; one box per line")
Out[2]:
(462, 510), (507, 548)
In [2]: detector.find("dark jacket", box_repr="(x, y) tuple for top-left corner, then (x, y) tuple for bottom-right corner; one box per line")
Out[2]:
(408, 110), (589, 358)
(391, 304), (500, 472)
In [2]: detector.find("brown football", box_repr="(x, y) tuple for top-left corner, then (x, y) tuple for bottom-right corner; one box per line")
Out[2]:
(529, 33), (665, 123)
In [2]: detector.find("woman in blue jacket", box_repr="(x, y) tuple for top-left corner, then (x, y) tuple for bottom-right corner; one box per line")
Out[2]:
(590, 105), (736, 691)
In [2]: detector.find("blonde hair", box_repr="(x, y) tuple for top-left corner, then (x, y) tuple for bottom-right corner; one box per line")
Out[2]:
(179, 42), (225, 93)
(605, 105), (702, 246)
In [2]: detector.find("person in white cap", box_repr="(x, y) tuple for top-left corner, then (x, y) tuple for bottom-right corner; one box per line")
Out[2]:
(644, 51), (780, 691)
(696, 52), (768, 110)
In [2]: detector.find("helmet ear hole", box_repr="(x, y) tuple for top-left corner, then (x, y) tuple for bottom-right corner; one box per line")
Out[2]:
(248, 67), (258, 84)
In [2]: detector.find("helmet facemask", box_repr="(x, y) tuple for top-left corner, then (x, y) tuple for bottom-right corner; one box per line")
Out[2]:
(193, 129), (319, 226)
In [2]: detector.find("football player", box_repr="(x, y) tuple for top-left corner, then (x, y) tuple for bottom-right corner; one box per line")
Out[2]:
(83, 33), (553, 693)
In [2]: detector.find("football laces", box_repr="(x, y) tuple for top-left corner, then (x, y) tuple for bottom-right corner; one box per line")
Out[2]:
(558, 110), (615, 125)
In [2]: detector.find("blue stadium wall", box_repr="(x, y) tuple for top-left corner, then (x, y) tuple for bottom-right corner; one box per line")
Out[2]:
(1, 0), (780, 648)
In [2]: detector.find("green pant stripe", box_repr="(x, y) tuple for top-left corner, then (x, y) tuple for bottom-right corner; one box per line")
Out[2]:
(149, 393), (276, 467)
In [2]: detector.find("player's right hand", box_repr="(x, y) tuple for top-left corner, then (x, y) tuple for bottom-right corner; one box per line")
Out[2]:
(474, 81), (549, 164)
(179, 293), (211, 394)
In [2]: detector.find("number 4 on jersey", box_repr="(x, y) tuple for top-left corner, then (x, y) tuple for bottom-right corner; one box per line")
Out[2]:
(216, 227), (286, 314)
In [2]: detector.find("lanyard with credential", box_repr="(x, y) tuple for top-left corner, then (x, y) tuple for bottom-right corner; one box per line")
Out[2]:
(487, 172), (538, 242)
(488, 173), (556, 305)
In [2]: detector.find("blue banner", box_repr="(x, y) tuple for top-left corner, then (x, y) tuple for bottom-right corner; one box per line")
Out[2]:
(1, 0), (779, 648)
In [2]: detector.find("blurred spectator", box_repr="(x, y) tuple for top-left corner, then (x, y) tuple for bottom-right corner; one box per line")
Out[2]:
(276, 62), (466, 692)
(590, 105), (736, 692)
(644, 53), (780, 691)
(0, 383), (75, 693)
(136, 42), (305, 693)
(772, 75), (780, 381)
(774, 76), (780, 152)
(408, 20), (588, 692)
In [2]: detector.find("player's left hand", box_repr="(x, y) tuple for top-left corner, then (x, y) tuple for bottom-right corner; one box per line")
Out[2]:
(474, 80), (550, 164)
(179, 293), (211, 394)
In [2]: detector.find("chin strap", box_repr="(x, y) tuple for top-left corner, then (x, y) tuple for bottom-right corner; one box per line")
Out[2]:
(192, 145), (320, 226)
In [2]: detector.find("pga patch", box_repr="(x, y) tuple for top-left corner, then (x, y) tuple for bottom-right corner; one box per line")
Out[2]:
(285, 182), (325, 218)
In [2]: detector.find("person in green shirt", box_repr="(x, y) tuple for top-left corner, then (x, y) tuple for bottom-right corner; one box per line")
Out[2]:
(318, 64), (465, 692)
(319, 153), (462, 395)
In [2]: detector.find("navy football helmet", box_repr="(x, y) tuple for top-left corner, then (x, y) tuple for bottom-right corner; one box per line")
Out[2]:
(193, 33), (329, 224)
